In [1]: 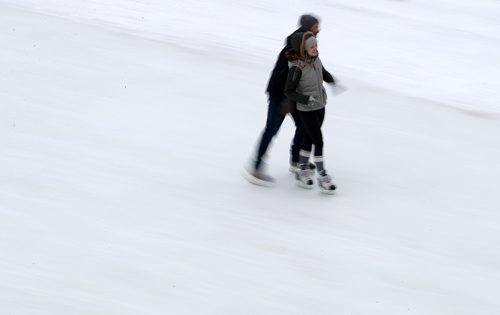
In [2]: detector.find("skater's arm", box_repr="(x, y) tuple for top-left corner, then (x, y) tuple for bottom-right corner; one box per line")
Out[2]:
(284, 66), (310, 104)
(266, 47), (289, 96)
(322, 66), (335, 84)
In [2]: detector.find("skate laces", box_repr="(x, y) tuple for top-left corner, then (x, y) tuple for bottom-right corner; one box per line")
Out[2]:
(296, 167), (313, 183)
(319, 171), (331, 183)
(299, 168), (312, 178)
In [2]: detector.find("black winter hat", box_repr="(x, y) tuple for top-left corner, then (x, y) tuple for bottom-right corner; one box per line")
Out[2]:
(299, 14), (319, 31)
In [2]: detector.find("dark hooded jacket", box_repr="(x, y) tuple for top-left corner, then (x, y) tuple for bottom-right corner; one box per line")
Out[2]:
(265, 15), (320, 102)
(265, 29), (304, 102)
(265, 15), (334, 103)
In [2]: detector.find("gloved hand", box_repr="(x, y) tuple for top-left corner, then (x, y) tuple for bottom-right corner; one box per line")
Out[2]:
(280, 98), (295, 115)
(307, 96), (317, 106)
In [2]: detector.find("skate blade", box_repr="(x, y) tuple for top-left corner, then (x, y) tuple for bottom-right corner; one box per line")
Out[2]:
(296, 181), (314, 189)
(320, 188), (336, 195)
(241, 169), (276, 187)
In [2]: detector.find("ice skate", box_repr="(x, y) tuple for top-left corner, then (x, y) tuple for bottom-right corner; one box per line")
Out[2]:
(295, 164), (314, 189)
(242, 165), (276, 187)
(290, 161), (316, 174)
(317, 170), (336, 194)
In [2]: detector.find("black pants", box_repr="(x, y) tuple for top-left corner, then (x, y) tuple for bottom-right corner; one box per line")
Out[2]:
(255, 97), (304, 169)
(297, 108), (325, 157)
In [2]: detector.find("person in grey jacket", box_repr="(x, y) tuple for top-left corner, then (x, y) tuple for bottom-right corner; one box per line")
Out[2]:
(284, 31), (336, 193)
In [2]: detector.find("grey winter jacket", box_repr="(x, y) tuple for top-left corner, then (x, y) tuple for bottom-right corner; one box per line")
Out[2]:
(284, 57), (328, 112)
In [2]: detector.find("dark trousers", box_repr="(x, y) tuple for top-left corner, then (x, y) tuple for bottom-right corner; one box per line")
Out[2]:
(297, 108), (325, 157)
(254, 97), (304, 170)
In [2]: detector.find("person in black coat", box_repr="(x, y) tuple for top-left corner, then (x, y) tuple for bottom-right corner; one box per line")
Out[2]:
(250, 14), (324, 183)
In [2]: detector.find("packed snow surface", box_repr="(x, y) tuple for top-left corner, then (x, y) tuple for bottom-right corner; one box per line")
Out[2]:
(1, 0), (500, 314)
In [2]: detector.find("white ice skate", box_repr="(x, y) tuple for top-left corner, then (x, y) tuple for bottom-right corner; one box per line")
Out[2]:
(317, 170), (336, 194)
(290, 162), (316, 174)
(295, 164), (314, 189)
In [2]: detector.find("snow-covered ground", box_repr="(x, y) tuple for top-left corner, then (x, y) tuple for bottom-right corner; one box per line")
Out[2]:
(1, 1), (500, 314)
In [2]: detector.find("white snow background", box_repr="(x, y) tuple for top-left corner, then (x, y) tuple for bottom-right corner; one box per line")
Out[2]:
(1, 0), (500, 314)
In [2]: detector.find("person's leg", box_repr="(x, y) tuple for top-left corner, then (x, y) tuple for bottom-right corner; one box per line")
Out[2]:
(254, 97), (286, 170)
(311, 108), (325, 172)
(293, 111), (315, 188)
(299, 109), (325, 172)
(289, 110), (304, 165)
(298, 141), (311, 166)
(295, 111), (312, 165)
(304, 108), (335, 192)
